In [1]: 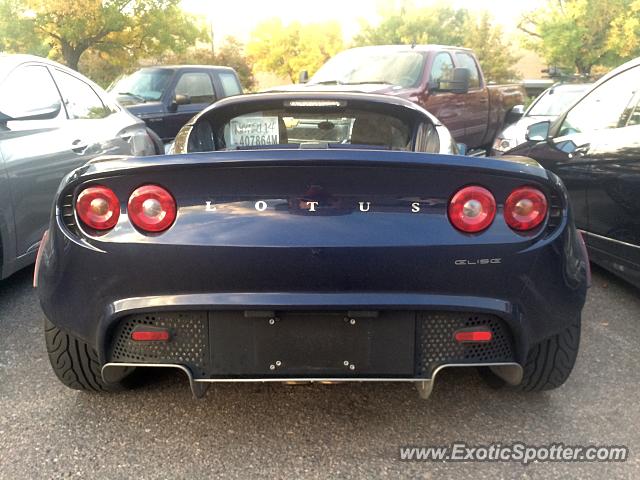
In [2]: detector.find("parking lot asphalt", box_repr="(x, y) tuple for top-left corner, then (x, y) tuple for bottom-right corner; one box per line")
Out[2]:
(0, 266), (639, 479)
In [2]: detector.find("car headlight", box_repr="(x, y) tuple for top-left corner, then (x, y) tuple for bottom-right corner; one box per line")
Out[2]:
(492, 137), (514, 153)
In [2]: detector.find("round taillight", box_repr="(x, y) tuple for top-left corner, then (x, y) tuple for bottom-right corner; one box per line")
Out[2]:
(128, 184), (176, 232)
(504, 187), (548, 231)
(448, 186), (496, 233)
(76, 186), (120, 231)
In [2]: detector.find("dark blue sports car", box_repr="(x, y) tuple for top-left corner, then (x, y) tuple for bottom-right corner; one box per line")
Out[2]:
(36, 92), (589, 399)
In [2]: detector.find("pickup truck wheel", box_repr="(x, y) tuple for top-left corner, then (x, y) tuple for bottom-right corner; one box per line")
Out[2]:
(479, 316), (581, 391)
(44, 317), (130, 392)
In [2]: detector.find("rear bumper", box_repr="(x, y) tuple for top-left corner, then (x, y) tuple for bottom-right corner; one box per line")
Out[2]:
(100, 307), (524, 399)
(37, 209), (588, 384)
(105, 309), (516, 378)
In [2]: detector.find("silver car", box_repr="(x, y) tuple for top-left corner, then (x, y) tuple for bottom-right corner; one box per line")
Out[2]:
(492, 83), (592, 155)
(0, 54), (159, 280)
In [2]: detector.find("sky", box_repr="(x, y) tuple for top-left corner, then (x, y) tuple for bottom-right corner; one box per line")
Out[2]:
(181, 0), (546, 45)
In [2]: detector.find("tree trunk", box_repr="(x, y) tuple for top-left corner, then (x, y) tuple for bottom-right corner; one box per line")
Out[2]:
(575, 59), (592, 77)
(60, 41), (85, 71)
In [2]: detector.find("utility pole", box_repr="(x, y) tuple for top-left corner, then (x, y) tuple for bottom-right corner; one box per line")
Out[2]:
(214, 19), (216, 56)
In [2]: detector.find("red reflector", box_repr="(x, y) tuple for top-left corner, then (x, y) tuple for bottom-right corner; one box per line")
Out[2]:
(131, 330), (170, 342)
(454, 330), (493, 343)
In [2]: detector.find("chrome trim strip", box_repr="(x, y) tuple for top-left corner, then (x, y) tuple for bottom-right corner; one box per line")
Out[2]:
(102, 363), (209, 398)
(581, 230), (640, 250)
(109, 293), (512, 317)
(102, 362), (523, 400)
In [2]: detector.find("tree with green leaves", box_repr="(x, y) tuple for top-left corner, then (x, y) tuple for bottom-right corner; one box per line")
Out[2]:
(247, 19), (344, 82)
(353, 5), (468, 47)
(213, 37), (256, 91)
(0, 0), (49, 56)
(518, 0), (639, 75)
(352, 6), (519, 83)
(0, 0), (207, 71)
(464, 12), (519, 83)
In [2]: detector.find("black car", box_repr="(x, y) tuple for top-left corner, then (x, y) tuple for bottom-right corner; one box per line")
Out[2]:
(109, 65), (243, 143)
(507, 57), (640, 288)
(36, 92), (588, 399)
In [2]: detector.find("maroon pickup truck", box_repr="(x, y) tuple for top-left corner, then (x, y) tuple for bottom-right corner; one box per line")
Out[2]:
(277, 45), (525, 151)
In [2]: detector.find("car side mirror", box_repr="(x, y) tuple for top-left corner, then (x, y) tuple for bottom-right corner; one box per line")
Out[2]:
(168, 94), (191, 112)
(506, 105), (525, 125)
(174, 94), (191, 106)
(525, 120), (551, 142)
(298, 70), (309, 84)
(436, 68), (470, 94)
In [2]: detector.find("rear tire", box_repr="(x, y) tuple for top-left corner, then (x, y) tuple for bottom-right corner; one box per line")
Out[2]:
(44, 317), (125, 392)
(519, 316), (581, 391)
(480, 317), (581, 392)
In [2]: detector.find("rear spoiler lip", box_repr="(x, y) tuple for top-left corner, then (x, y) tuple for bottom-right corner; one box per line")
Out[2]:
(75, 149), (549, 182)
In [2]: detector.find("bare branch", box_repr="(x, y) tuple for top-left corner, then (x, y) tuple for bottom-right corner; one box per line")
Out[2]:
(558, 0), (566, 15)
(34, 24), (62, 42)
(517, 21), (542, 38)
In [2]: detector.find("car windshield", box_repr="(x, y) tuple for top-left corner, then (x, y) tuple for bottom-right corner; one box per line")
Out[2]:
(309, 49), (426, 88)
(527, 85), (591, 117)
(108, 69), (173, 102)
(189, 104), (415, 152)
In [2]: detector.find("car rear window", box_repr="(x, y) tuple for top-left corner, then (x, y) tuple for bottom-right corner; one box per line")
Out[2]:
(191, 105), (414, 152)
(175, 72), (215, 104)
(219, 72), (242, 97)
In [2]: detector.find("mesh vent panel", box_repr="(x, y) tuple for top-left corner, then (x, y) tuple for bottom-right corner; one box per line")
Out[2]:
(416, 312), (514, 377)
(109, 311), (209, 375)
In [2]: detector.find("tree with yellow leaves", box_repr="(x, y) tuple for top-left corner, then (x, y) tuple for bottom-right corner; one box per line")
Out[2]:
(247, 19), (344, 82)
(608, 0), (640, 58)
(519, 0), (640, 75)
(0, 0), (206, 71)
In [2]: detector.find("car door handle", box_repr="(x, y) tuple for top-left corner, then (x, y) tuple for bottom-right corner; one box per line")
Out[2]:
(71, 139), (88, 154)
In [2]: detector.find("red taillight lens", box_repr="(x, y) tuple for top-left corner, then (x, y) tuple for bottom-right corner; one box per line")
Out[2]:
(504, 187), (548, 231)
(76, 186), (120, 230)
(128, 184), (176, 232)
(131, 329), (170, 342)
(454, 329), (493, 343)
(448, 186), (496, 233)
